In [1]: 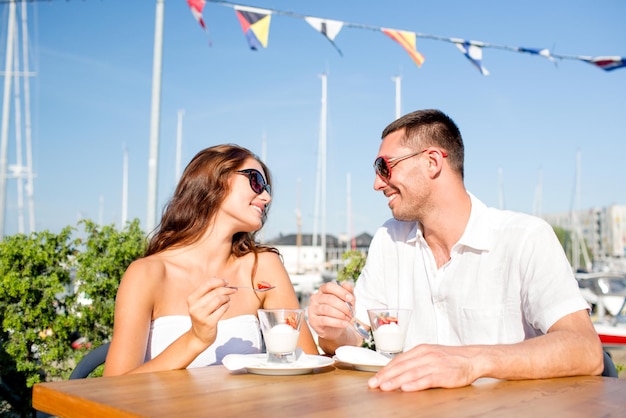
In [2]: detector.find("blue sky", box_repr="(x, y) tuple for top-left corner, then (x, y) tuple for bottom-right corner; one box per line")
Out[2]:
(1, 0), (624, 241)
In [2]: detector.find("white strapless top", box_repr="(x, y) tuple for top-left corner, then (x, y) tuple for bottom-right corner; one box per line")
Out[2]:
(145, 314), (262, 368)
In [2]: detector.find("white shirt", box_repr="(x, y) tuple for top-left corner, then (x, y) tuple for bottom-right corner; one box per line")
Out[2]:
(354, 193), (589, 349)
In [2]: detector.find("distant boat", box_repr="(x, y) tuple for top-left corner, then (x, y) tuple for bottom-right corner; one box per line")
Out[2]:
(594, 322), (626, 346)
(290, 272), (324, 300)
(576, 270), (626, 346)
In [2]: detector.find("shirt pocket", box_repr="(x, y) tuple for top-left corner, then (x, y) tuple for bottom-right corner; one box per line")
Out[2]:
(458, 303), (519, 345)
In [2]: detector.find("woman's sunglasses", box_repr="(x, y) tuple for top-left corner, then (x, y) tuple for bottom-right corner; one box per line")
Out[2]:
(236, 169), (271, 196)
(373, 148), (448, 180)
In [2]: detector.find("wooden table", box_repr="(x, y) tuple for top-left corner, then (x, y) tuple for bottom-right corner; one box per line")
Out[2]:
(33, 364), (626, 417)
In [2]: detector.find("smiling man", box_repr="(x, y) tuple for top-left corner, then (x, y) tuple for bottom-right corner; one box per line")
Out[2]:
(307, 109), (603, 392)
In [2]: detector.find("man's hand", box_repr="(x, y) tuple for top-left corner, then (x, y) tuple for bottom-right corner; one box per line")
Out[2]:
(367, 344), (479, 392)
(307, 281), (359, 353)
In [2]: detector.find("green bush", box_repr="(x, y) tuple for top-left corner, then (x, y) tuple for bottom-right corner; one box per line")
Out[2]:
(0, 219), (146, 415)
(72, 219), (146, 345)
(336, 250), (366, 284)
(335, 250), (375, 349)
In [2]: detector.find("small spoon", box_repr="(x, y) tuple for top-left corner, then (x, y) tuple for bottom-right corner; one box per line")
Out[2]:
(226, 285), (276, 293)
(346, 302), (372, 341)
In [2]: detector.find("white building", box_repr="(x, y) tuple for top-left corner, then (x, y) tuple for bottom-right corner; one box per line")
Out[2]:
(543, 205), (626, 269)
(274, 244), (324, 275)
(266, 232), (373, 298)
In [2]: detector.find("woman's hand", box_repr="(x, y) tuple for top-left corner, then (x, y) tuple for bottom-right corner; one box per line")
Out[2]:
(187, 277), (237, 347)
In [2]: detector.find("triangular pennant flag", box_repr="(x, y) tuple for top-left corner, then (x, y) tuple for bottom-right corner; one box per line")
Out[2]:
(186, 0), (206, 30)
(381, 28), (425, 67)
(517, 47), (556, 63)
(454, 41), (490, 76)
(234, 5), (272, 50)
(580, 56), (626, 72)
(305, 16), (344, 56)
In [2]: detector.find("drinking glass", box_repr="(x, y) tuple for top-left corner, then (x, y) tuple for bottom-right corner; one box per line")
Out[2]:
(257, 309), (303, 363)
(367, 308), (412, 358)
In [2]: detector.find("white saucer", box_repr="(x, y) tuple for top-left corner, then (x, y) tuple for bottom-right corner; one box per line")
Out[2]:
(222, 353), (335, 376)
(333, 346), (390, 372)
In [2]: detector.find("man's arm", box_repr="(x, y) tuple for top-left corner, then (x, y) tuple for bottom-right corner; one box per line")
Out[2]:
(478, 310), (603, 380)
(368, 310), (604, 392)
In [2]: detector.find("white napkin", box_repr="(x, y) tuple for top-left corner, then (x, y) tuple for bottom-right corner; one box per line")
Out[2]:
(335, 346), (390, 366)
(223, 349), (305, 370)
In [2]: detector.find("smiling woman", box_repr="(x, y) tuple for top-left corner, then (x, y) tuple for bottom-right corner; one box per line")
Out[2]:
(102, 143), (318, 377)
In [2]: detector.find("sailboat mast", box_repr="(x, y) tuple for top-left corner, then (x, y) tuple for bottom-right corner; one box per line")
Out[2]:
(312, 72), (327, 264)
(12, 43), (25, 233)
(570, 149), (591, 271)
(146, 0), (165, 234)
(576, 150), (591, 270)
(98, 194), (104, 226)
(498, 167), (505, 210)
(261, 130), (267, 163)
(533, 167), (543, 217)
(175, 109), (184, 181)
(296, 177), (302, 273)
(346, 172), (352, 251)
(0, 0), (17, 238)
(20, 0), (35, 233)
(257, 131), (267, 243)
(320, 73), (327, 266)
(121, 144), (128, 227)
(392, 75), (402, 119)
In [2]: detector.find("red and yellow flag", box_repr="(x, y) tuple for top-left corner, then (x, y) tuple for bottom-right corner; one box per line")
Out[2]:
(381, 28), (425, 67)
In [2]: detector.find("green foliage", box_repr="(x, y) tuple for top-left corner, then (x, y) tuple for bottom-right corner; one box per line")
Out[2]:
(335, 250), (375, 349)
(0, 227), (77, 415)
(72, 219), (146, 344)
(336, 250), (366, 284)
(0, 219), (146, 415)
(0, 228), (77, 386)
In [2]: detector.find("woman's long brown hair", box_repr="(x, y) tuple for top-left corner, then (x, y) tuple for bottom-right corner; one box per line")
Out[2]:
(145, 144), (278, 278)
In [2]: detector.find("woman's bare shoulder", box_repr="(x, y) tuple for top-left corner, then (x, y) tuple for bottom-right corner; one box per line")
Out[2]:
(256, 249), (282, 261)
(121, 255), (167, 286)
(253, 250), (285, 269)
(252, 250), (288, 277)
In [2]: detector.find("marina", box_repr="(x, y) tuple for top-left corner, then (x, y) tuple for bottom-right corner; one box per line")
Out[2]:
(577, 270), (626, 348)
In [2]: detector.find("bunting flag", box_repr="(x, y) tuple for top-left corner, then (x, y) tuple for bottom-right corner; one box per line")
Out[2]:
(186, 0), (206, 30)
(581, 56), (626, 72)
(234, 5), (272, 50)
(381, 28), (425, 68)
(193, 1), (625, 75)
(517, 47), (556, 63)
(454, 40), (490, 76)
(304, 16), (344, 56)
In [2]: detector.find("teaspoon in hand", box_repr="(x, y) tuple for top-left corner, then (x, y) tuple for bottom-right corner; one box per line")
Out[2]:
(346, 302), (372, 341)
(226, 281), (276, 293)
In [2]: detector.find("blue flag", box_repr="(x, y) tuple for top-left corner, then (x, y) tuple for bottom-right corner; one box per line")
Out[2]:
(454, 40), (489, 76)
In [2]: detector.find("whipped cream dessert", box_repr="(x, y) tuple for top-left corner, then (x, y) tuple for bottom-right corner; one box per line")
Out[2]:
(264, 323), (299, 354)
(372, 322), (405, 353)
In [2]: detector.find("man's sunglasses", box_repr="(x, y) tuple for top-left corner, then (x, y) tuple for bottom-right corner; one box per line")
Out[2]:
(236, 169), (271, 195)
(373, 148), (448, 180)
